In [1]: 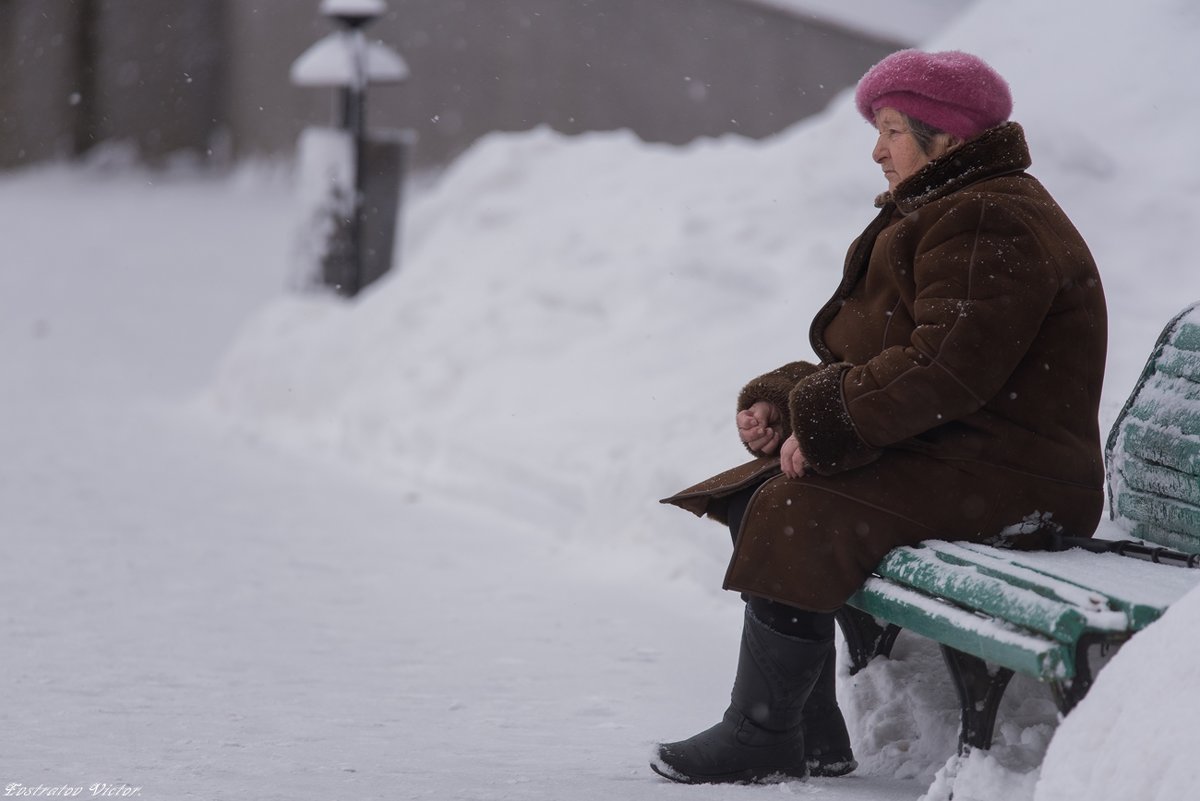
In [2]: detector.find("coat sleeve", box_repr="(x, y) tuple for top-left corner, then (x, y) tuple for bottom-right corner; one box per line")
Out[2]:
(790, 195), (1061, 475)
(735, 360), (821, 455)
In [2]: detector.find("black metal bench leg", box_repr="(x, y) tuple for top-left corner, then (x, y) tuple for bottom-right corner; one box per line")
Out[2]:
(1050, 678), (1086, 717)
(940, 645), (1014, 752)
(1051, 633), (1121, 714)
(835, 606), (902, 675)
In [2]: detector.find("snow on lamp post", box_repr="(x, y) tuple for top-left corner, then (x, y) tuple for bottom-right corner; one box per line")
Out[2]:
(291, 0), (410, 297)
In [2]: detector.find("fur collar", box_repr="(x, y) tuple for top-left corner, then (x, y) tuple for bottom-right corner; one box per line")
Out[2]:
(873, 122), (1032, 214)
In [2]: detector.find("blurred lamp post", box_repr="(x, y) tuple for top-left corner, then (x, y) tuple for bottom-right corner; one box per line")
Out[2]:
(291, 0), (411, 297)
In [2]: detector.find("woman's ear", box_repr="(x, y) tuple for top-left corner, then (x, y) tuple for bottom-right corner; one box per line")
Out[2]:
(929, 133), (964, 159)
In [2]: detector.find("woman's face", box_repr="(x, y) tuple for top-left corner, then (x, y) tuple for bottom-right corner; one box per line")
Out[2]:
(872, 107), (933, 191)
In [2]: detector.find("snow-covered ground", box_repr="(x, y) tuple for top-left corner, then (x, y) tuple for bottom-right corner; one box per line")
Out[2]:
(4, 0), (1200, 799)
(0, 170), (917, 801)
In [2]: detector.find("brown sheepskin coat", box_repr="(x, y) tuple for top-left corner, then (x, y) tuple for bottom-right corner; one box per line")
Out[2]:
(662, 122), (1108, 612)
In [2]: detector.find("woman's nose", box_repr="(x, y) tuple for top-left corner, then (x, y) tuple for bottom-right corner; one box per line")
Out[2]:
(872, 138), (886, 163)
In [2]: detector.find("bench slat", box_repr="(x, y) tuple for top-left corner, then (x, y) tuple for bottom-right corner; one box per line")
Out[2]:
(1156, 345), (1200, 386)
(1114, 488), (1200, 552)
(1133, 370), (1200, 402)
(1116, 488), (1200, 540)
(1117, 418), (1200, 475)
(1127, 375), (1200, 437)
(848, 578), (1073, 681)
(946, 541), (1178, 630)
(1125, 522), (1200, 556)
(909, 543), (1138, 627)
(1170, 319), (1200, 352)
(1117, 453), (1200, 508)
(874, 547), (1094, 643)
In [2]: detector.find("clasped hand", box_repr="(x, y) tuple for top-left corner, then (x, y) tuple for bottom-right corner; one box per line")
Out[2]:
(736, 401), (808, 478)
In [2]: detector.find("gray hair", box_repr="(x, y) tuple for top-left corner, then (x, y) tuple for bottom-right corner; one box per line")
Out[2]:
(903, 113), (947, 155)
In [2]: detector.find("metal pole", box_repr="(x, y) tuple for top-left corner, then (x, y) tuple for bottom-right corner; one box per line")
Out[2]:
(1056, 535), (1200, 568)
(345, 25), (368, 297)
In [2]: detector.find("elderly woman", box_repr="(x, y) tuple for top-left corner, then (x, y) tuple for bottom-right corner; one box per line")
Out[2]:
(652, 50), (1107, 784)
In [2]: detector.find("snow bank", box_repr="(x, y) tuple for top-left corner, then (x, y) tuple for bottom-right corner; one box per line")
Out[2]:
(1033, 585), (1200, 801)
(201, 0), (1200, 798)
(205, 111), (880, 571)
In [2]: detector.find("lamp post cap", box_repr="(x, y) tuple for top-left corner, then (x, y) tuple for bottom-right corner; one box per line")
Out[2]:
(291, 32), (408, 86)
(320, 0), (387, 26)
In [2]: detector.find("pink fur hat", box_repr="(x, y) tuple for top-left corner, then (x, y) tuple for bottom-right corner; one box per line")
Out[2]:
(855, 49), (1012, 140)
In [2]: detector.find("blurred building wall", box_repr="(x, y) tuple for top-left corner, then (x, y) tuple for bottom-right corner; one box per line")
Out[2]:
(0, 0), (902, 171)
(0, 0), (86, 164)
(87, 0), (226, 160)
(0, 0), (226, 168)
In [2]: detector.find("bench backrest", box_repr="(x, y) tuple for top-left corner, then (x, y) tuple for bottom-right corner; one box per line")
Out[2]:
(1106, 301), (1200, 554)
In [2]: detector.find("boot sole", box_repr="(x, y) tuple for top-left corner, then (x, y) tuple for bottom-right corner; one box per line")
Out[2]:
(649, 759), (806, 785)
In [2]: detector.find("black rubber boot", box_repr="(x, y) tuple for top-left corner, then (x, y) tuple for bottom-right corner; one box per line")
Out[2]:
(801, 647), (858, 777)
(651, 607), (832, 784)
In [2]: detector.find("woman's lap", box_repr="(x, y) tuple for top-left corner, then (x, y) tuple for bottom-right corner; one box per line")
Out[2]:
(722, 449), (1101, 611)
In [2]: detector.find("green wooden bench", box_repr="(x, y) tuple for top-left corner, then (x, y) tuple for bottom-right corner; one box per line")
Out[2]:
(836, 301), (1200, 752)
